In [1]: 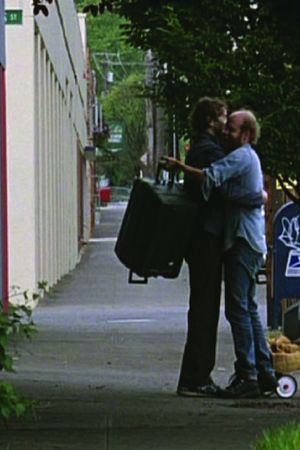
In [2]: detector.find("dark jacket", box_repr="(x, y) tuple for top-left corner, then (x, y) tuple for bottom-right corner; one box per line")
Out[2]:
(184, 132), (225, 237)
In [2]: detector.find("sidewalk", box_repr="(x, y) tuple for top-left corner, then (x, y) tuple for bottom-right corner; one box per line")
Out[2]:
(1, 203), (299, 450)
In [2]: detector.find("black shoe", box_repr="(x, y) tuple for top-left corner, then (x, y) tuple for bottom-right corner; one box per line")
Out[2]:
(258, 372), (278, 396)
(177, 378), (220, 398)
(220, 374), (260, 399)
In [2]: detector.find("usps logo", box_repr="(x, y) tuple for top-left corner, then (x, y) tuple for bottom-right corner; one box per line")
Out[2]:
(285, 251), (300, 277)
(278, 215), (300, 277)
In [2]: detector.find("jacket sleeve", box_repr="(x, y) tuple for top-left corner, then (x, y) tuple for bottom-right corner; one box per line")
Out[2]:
(202, 147), (251, 200)
(218, 183), (263, 207)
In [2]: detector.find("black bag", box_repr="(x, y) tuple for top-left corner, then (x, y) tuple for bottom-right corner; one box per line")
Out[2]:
(114, 166), (197, 283)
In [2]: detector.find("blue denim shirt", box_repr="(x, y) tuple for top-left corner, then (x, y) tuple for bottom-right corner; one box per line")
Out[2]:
(202, 144), (267, 254)
(185, 133), (263, 238)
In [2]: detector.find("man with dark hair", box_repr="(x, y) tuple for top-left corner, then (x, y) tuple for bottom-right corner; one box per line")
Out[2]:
(166, 109), (277, 399)
(189, 96), (227, 138)
(176, 101), (264, 397)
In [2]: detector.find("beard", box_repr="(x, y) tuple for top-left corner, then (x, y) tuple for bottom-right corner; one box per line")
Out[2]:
(218, 134), (234, 154)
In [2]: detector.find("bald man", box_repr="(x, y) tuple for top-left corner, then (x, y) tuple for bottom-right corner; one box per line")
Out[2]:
(165, 110), (277, 398)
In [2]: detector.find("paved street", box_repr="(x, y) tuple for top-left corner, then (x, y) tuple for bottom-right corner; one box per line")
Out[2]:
(0, 202), (299, 449)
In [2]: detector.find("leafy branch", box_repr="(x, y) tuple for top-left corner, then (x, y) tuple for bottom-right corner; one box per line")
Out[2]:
(32, 0), (53, 16)
(0, 282), (48, 422)
(32, 1), (114, 17)
(82, 2), (114, 16)
(277, 175), (300, 204)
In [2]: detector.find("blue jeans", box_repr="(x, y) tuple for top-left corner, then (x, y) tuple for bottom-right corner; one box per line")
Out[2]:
(224, 239), (274, 381)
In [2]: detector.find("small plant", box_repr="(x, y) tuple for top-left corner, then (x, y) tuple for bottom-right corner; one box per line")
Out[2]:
(0, 382), (31, 421)
(0, 281), (48, 422)
(253, 422), (300, 450)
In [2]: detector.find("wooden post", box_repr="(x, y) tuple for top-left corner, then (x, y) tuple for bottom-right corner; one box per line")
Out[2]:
(264, 174), (290, 327)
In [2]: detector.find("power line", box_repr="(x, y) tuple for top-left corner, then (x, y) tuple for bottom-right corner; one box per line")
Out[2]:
(93, 52), (151, 66)
(92, 54), (107, 80)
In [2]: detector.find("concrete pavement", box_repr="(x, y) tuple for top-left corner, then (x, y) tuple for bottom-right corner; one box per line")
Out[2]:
(0, 202), (299, 450)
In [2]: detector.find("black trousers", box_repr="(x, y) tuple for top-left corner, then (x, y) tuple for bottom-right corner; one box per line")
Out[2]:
(178, 231), (223, 388)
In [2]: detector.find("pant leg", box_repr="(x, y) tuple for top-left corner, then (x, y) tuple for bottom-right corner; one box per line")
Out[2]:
(248, 281), (275, 376)
(178, 231), (223, 388)
(224, 240), (264, 380)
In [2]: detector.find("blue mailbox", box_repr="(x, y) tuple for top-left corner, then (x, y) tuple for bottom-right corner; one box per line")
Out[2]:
(273, 201), (300, 328)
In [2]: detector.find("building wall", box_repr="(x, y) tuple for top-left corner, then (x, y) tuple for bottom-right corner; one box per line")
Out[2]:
(0, 0), (8, 309)
(0, 0), (4, 67)
(78, 13), (94, 241)
(6, 0), (89, 296)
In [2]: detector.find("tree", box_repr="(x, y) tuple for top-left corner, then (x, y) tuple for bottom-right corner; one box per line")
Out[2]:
(35, 1), (300, 199)
(75, 0), (145, 95)
(73, 1), (148, 185)
(114, 0), (300, 199)
(101, 73), (147, 185)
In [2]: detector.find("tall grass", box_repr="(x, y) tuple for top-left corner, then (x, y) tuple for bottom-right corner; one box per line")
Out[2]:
(254, 422), (300, 450)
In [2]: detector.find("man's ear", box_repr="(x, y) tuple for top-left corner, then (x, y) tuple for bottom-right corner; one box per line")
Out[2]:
(241, 130), (251, 144)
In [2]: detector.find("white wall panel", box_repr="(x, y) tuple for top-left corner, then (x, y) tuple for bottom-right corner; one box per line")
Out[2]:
(6, 0), (88, 296)
(35, 0), (87, 145)
(0, 0), (5, 67)
(6, 3), (36, 293)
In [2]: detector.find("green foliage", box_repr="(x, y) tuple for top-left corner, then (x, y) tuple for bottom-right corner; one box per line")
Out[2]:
(75, 1), (147, 185)
(35, 2), (300, 194)
(109, 0), (300, 195)
(253, 422), (300, 450)
(101, 73), (147, 185)
(75, 0), (145, 95)
(0, 303), (36, 422)
(0, 281), (48, 422)
(0, 382), (33, 422)
(0, 303), (36, 373)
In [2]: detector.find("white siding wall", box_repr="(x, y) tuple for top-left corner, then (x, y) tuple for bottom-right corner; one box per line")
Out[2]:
(6, 0), (36, 293)
(0, 0), (5, 67)
(6, 0), (88, 296)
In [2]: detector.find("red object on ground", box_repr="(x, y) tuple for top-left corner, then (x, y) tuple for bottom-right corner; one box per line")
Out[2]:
(100, 187), (112, 203)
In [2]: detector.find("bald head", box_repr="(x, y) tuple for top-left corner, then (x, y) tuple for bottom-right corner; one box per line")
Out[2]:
(224, 109), (261, 150)
(229, 110), (261, 144)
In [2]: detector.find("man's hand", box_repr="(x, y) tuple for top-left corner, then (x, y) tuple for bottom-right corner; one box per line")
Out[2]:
(159, 156), (183, 172)
(159, 156), (205, 180)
